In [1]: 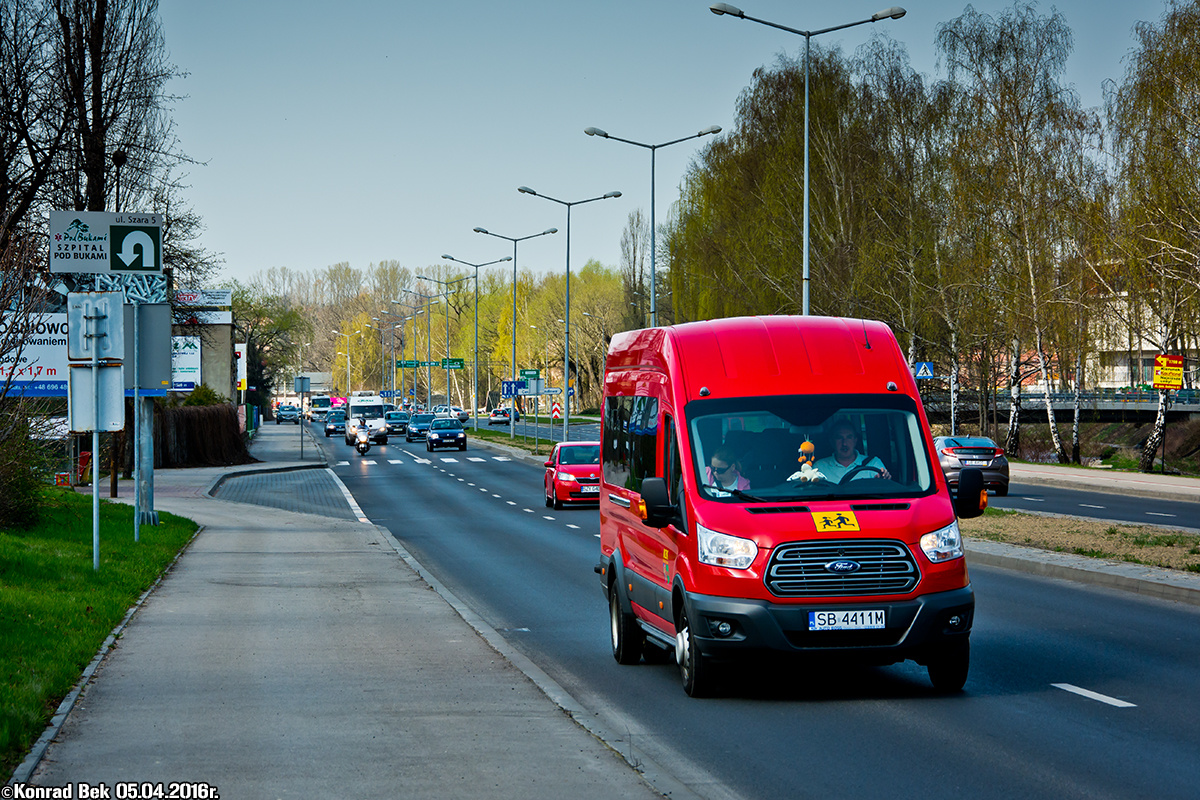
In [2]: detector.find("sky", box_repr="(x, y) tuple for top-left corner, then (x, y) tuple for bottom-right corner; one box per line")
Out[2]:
(158, 0), (1168, 289)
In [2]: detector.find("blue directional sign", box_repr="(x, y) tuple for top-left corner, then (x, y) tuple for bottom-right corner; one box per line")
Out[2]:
(502, 379), (527, 398)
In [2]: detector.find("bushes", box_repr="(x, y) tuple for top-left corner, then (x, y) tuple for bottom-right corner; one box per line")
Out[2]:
(0, 419), (44, 529)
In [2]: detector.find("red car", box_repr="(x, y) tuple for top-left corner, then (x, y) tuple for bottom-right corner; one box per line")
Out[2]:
(544, 441), (601, 509)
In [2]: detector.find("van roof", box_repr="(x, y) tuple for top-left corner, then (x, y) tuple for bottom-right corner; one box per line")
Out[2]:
(605, 315), (913, 401)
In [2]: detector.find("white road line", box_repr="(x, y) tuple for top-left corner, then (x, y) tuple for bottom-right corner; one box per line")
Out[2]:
(566, 524), (580, 530)
(441, 458), (459, 463)
(335, 461), (349, 466)
(468, 457), (486, 462)
(493, 494), (502, 498)
(506, 501), (516, 506)
(414, 458), (431, 464)
(1052, 683), (1136, 708)
(325, 468), (371, 523)
(543, 516), (556, 520)
(388, 459), (403, 464)
(524, 508), (535, 513)
(1146, 512), (1177, 518)
(1079, 504), (1105, 509)
(493, 456), (512, 461)
(1023, 497), (1045, 502)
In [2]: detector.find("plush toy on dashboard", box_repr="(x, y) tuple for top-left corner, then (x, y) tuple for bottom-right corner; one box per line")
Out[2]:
(787, 437), (825, 482)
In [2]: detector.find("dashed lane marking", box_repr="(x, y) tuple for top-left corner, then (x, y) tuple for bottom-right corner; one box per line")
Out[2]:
(1052, 683), (1136, 708)
(1146, 512), (1176, 518)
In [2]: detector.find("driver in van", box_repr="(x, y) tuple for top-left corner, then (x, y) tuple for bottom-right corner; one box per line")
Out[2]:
(813, 419), (891, 482)
(706, 446), (750, 491)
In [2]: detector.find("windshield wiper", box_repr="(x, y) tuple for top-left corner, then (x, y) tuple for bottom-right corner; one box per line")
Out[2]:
(726, 488), (770, 503)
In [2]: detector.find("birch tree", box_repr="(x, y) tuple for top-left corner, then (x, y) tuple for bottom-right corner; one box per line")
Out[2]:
(938, 2), (1088, 462)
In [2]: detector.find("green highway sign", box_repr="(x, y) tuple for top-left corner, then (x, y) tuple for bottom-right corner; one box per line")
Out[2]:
(398, 360), (420, 368)
(520, 369), (540, 380)
(442, 358), (465, 369)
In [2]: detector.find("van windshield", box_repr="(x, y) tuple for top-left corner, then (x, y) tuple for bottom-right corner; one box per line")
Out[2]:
(350, 403), (385, 420)
(685, 393), (934, 502)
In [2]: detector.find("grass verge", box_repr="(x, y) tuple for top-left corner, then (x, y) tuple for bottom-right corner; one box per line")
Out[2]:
(1, 487), (198, 779)
(961, 506), (1200, 572)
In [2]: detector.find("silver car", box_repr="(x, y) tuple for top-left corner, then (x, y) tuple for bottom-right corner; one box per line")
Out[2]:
(934, 435), (1009, 496)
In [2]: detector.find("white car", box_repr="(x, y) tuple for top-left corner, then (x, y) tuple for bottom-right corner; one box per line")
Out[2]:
(433, 405), (470, 423)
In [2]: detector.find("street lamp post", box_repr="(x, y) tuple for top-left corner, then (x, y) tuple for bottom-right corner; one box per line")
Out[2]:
(518, 186), (621, 442)
(473, 226), (557, 437)
(391, 300), (422, 405)
(332, 329), (352, 396)
(583, 125), (721, 327)
(400, 290), (438, 407)
(710, 3), (906, 315)
(442, 254), (512, 431)
(416, 274), (471, 412)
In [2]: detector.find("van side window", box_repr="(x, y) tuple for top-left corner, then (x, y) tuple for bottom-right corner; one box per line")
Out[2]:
(602, 395), (660, 490)
(664, 415), (681, 504)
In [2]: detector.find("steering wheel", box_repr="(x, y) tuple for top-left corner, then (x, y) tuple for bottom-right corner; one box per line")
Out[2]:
(839, 464), (885, 484)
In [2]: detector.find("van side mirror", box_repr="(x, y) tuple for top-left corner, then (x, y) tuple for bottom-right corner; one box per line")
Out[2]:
(639, 477), (676, 528)
(954, 467), (987, 519)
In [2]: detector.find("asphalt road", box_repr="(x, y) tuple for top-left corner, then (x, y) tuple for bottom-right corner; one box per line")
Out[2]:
(316, 429), (1200, 800)
(992, 482), (1200, 531)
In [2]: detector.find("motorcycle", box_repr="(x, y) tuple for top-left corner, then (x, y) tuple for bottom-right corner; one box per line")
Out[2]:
(354, 426), (372, 456)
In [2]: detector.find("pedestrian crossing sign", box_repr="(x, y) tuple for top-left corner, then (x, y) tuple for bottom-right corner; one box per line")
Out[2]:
(913, 362), (936, 379)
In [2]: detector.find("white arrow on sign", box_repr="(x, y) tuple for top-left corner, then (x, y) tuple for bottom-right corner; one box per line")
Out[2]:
(117, 230), (156, 270)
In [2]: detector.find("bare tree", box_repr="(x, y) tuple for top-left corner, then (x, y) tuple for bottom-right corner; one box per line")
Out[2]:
(1, 0), (70, 250)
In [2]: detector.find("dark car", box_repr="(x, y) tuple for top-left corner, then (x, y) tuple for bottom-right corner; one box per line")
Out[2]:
(544, 441), (601, 509)
(488, 407), (519, 425)
(385, 410), (409, 434)
(934, 435), (1010, 496)
(405, 412), (436, 442)
(426, 417), (466, 451)
(324, 409), (346, 438)
(275, 404), (300, 424)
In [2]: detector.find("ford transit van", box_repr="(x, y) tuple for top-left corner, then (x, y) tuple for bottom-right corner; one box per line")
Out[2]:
(597, 316), (986, 697)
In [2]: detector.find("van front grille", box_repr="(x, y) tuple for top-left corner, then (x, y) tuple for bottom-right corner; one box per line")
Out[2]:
(765, 539), (919, 598)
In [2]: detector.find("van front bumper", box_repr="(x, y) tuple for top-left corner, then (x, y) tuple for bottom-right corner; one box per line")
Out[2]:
(684, 585), (973, 663)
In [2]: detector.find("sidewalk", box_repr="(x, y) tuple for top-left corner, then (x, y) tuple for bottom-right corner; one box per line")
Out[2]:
(18, 424), (667, 800)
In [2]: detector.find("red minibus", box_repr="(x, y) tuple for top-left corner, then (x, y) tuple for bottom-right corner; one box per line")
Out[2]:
(597, 316), (986, 697)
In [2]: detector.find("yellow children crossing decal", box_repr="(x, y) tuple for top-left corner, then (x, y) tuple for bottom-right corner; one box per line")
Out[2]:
(811, 510), (860, 531)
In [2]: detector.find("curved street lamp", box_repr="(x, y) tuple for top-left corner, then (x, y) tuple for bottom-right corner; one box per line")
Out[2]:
(710, 3), (906, 315)
(473, 225), (557, 437)
(517, 186), (622, 441)
(583, 125), (721, 327)
(441, 254), (512, 430)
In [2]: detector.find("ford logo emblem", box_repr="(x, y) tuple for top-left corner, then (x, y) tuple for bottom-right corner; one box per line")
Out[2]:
(825, 560), (861, 574)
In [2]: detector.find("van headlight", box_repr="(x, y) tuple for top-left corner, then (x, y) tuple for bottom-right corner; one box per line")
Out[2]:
(920, 520), (964, 563)
(696, 523), (757, 569)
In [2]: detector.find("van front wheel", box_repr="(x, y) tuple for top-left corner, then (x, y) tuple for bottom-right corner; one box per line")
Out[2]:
(927, 640), (970, 692)
(676, 604), (719, 697)
(610, 585), (643, 665)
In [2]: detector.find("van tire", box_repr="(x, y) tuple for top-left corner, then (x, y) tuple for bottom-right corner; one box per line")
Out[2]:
(927, 640), (970, 692)
(676, 604), (718, 697)
(610, 584), (643, 665)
